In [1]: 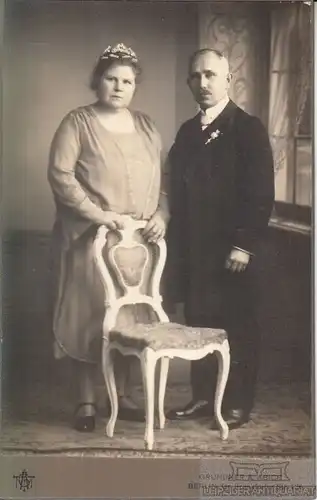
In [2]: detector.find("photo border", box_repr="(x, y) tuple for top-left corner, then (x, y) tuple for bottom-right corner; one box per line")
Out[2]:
(0, 0), (315, 498)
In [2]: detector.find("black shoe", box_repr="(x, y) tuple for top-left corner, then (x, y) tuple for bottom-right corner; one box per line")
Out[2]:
(166, 400), (212, 420)
(74, 403), (96, 432)
(210, 408), (250, 430)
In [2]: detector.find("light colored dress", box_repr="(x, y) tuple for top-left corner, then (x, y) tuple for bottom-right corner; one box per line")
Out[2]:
(48, 105), (167, 363)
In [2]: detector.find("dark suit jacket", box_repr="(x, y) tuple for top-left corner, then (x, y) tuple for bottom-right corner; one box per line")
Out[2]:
(165, 100), (275, 317)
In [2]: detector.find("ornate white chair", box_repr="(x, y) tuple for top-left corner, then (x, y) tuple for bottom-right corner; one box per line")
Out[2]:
(93, 215), (230, 450)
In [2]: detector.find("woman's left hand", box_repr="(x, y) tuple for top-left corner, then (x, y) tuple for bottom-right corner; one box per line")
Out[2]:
(143, 212), (166, 243)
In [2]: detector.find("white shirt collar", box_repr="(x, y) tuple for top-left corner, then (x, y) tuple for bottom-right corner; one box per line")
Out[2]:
(200, 96), (230, 127)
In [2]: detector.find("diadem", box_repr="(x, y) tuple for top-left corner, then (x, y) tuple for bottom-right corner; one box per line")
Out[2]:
(100, 43), (138, 63)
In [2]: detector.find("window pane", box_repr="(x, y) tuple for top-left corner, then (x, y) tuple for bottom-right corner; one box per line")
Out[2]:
(295, 138), (312, 206)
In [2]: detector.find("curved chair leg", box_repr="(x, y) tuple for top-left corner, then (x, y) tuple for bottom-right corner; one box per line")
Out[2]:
(214, 340), (230, 440)
(102, 342), (118, 438)
(140, 348), (157, 450)
(158, 356), (170, 430)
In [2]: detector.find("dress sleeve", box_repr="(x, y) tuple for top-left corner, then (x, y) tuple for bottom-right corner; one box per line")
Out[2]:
(48, 111), (107, 224)
(156, 146), (170, 223)
(163, 128), (188, 305)
(140, 112), (170, 223)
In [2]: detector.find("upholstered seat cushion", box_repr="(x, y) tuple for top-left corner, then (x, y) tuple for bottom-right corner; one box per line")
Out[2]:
(109, 322), (227, 351)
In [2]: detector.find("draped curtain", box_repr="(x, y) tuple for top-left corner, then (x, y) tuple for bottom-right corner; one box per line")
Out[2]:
(268, 3), (312, 202)
(292, 4), (312, 136)
(268, 8), (295, 175)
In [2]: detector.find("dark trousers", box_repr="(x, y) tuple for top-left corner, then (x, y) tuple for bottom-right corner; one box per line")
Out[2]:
(185, 265), (261, 414)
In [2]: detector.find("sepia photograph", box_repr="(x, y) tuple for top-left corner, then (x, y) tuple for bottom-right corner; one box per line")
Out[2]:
(0, 0), (315, 497)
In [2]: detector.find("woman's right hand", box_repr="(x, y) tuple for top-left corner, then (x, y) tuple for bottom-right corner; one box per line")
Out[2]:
(101, 211), (125, 230)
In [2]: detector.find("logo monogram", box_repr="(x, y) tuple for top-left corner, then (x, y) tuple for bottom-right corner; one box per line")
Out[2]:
(13, 469), (35, 492)
(229, 461), (290, 482)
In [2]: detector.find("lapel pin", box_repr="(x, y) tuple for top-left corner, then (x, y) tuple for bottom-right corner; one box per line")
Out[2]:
(205, 129), (221, 145)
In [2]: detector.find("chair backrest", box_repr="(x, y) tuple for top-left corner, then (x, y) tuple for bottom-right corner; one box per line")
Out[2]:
(93, 215), (169, 334)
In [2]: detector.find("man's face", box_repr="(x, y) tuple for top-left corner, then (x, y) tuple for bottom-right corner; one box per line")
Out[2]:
(187, 52), (231, 109)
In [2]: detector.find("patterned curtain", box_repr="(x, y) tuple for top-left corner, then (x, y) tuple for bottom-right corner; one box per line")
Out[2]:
(198, 3), (268, 119)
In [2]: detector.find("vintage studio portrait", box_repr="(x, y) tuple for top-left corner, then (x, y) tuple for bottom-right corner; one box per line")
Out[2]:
(1, 0), (313, 473)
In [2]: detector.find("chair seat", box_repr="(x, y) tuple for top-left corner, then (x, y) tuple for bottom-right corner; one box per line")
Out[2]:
(109, 321), (227, 351)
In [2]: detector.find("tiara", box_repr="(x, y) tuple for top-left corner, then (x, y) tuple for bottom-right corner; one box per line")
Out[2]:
(100, 43), (138, 63)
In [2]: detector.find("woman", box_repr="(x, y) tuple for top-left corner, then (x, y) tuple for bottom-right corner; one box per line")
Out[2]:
(48, 43), (169, 432)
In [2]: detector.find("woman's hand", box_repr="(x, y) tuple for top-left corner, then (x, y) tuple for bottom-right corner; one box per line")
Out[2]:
(101, 211), (125, 230)
(143, 212), (166, 243)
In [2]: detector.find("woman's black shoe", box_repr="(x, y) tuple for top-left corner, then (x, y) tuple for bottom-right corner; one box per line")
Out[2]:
(74, 403), (97, 432)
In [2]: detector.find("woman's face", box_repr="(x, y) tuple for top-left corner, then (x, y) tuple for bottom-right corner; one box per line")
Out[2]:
(97, 63), (136, 110)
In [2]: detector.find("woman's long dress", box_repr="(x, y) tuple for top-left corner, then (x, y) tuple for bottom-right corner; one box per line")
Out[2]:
(48, 106), (166, 363)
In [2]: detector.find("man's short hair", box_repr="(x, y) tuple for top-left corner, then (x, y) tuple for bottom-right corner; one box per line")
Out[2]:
(188, 48), (230, 74)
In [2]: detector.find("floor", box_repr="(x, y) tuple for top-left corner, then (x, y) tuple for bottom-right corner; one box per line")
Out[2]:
(1, 381), (313, 458)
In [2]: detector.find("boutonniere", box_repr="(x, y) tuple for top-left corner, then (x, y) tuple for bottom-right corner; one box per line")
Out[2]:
(205, 129), (222, 145)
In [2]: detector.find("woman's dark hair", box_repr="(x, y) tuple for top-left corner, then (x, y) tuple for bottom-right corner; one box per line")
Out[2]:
(90, 57), (142, 91)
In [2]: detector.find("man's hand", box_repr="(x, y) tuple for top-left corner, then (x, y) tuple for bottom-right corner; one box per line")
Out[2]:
(225, 248), (250, 272)
(143, 212), (166, 243)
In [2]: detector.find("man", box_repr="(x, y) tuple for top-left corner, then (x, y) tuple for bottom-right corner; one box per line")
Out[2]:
(165, 48), (274, 430)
